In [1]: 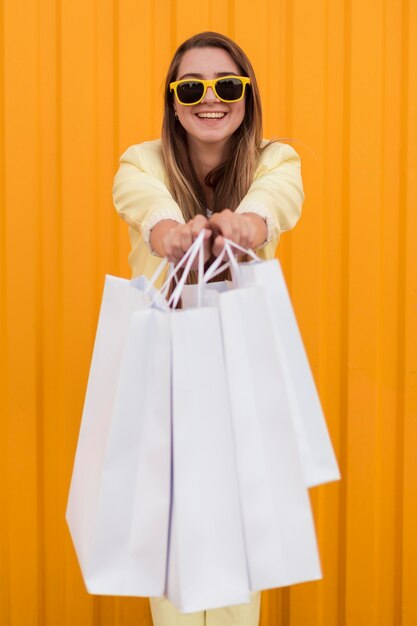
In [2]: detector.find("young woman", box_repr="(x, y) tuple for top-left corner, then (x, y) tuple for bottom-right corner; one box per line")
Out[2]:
(113, 31), (304, 626)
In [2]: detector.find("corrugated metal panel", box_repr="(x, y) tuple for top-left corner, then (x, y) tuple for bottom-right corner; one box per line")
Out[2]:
(0, 0), (416, 624)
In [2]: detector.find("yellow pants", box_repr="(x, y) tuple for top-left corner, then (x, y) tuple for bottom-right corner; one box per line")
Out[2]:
(150, 592), (261, 626)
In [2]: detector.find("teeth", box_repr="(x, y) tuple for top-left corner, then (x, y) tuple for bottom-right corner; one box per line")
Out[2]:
(197, 112), (226, 119)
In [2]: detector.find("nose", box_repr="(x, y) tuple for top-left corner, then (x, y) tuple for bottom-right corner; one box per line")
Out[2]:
(203, 86), (219, 102)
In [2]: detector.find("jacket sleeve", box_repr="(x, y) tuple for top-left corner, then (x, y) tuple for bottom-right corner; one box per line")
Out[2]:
(235, 142), (304, 243)
(112, 143), (185, 247)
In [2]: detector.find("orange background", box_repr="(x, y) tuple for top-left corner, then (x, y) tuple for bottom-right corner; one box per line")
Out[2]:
(1, 0), (416, 624)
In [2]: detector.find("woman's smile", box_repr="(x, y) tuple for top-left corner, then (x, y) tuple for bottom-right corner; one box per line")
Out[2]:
(194, 110), (229, 124)
(195, 112), (227, 119)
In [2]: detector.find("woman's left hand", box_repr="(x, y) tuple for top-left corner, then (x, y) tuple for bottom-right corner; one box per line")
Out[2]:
(208, 209), (267, 257)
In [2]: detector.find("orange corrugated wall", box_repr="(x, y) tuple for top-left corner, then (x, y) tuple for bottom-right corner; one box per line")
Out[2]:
(1, 0), (416, 624)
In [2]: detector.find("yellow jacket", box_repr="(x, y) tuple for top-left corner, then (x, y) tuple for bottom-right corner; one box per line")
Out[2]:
(113, 139), (304, 279)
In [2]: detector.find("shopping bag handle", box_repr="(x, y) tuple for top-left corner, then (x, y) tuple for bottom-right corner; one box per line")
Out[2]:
(145, 258), (169, 294)
(223, 239), (260, 262)
(164, 234), (261, 308)
(202, 239), (260, 284)
(143, 229), (208, 308)
(201, 246), (229, 283)
(168, 229), (207, 308)
(159, 231), (206, 297)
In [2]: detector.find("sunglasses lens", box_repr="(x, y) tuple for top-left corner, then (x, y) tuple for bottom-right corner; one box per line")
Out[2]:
(216, 77), (245, 101)
(176, 81), (205, 104)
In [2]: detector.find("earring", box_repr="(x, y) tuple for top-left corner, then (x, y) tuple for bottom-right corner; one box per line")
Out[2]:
(174, 111), (178, 119)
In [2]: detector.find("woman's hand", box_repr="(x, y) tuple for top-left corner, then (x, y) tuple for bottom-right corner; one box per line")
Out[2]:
(208, 209), (267, 257)
(150, 215), (211, 268)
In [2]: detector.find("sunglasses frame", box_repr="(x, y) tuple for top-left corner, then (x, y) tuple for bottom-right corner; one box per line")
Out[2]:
(169, 75), (251, 106)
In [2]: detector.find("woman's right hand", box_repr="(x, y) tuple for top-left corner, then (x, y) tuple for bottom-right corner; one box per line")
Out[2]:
(150, 215), (212, 267)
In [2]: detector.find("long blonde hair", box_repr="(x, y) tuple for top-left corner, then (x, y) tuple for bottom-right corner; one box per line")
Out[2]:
(161, 32), (264, 221)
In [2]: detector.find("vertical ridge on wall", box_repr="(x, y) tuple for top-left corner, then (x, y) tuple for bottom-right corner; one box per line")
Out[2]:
(290, 2), (325, 625)
(348, 6), (372, 597)
(378, 1), (403, 624)
(89, 9), (103, 618)
(400, 1), (417, 624)
(4, 0), (42, 623)
(392, 8), (406, 623)
(0, 0), (10, 622)
(337, 0), (352, 622)
(274, 0), (293, 281)
(396, 5), (409, 625)
(35, 1), (46, 621)
(92, 0), (100, 300)
(47, 0), (63, 616)
(60, 0), (98, 622)
(113, 0), (122, 277)
(39, 0), (65, 621)
(346, 0), (383, 620)
(319, 3), (345, 625)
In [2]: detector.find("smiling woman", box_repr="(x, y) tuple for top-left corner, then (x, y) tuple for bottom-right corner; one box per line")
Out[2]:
(113, 31), (304, 282)
(112, 31), (305, 626)
(171, 49), (247, 148)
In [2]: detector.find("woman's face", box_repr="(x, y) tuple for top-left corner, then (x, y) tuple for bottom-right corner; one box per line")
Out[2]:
(173, 47), (246, 148)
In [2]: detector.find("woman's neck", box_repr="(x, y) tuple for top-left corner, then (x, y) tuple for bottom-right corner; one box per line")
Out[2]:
(187, 137), (229, 188)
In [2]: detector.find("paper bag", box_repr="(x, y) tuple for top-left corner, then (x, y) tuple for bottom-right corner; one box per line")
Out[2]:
(237, 259), (340, 487)
(218, 285), (322, 590)
(67, 278), (171, 596)
(166, 306), (251, 613)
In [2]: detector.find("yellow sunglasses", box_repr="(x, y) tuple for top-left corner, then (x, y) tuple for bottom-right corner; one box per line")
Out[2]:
(169, 76), (251, 106)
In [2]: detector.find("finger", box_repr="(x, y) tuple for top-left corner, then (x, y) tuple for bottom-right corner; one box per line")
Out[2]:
(221, 211), (241, 243)
(207, 214), (221, 237)
(237, 217), (250, 248)
(230, 220), (242, 245)
(217, 218), (234, 241)
(162, 237), (172, 260)
(212, 234), (225, 257)
(179, 227), (192, 252)
(193, 214), (209, 228)
(217, 215), (240, 245)
(171, 231), (186, 259)
(246, 220), (258, 249)
(190, 216), (208, 238)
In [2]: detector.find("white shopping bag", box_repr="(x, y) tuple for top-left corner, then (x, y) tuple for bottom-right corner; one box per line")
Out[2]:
(218, 284), (321, 590)
(187, 241), (340, 488)
(66, 276), (171, 596)
(166, 305), (251, 613)
(236, 257), (340, 487)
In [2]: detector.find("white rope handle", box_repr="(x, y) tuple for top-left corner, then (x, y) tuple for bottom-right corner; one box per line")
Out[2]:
(222, 238), (261, 262)
(143, 239), (193, 298)
(159, 232), (202, 294)
(140, 258), (168, 295)
(144, 230), (207, 308)
(168, 229), (207, 309)
(148, 235), (261, 309)
(197, 229), (205, 308)
(202, 239), (260, 285)
(202, 246), (228, 283)
(224, 241), (241, 279)
(145, 257), (186, 309)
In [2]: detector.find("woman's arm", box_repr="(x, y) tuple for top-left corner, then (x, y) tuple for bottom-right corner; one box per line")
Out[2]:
(205, 143), (303, 257)
(235, 142), (304, 244)
(114, 143), (211, 267)
(113, 143), (186, 250)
